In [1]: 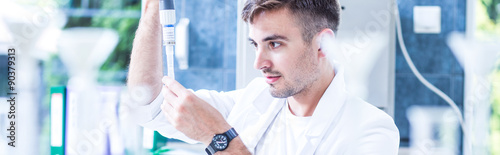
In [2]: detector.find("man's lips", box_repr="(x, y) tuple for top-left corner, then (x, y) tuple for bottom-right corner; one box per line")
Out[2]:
(265, 75), (281, 84)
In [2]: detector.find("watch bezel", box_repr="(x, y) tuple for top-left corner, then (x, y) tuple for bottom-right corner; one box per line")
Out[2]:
(212, 134), (229, 150)
(205, 128), (238, 155)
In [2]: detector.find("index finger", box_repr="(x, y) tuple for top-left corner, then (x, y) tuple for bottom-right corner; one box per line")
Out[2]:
(162, 76), (187, 96)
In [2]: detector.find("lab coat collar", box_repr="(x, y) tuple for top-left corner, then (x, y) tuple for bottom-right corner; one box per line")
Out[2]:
(298, 63), (348, 154)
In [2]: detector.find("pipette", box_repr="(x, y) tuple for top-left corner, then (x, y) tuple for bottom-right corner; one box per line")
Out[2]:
(159, 0), (176, 78)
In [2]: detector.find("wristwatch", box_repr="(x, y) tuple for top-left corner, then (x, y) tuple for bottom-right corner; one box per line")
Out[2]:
(205, 128), (239, 155)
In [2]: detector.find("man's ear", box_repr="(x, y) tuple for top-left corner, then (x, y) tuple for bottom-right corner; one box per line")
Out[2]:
(316, 29), (335, 58)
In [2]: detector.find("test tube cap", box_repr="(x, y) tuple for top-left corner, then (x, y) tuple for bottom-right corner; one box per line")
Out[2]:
(160, 0), (175, 10)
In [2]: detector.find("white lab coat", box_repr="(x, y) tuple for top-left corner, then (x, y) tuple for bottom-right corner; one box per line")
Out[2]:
(126, 65), (400, 154)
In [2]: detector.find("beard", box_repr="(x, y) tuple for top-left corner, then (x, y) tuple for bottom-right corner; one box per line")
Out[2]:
(263, 68), (302, 98)
(269, 80), (305, 98)
(265, 47), (320, 98)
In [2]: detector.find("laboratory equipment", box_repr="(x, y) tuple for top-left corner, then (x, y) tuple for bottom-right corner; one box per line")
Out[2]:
(58, 27), (119, 154)
(160, 0), (176, 78)
(50, 87), (67, 155)
(49, 86), (127, 155)
(407, 106), (460, 155)
(176, 18), (190, 70)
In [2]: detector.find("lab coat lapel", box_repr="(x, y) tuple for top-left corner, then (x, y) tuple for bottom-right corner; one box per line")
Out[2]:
(239, 96), (285, 152)
(297, 65), (348, 154)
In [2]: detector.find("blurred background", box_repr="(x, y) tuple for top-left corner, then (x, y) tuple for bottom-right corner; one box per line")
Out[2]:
(0, 0), (498, 154)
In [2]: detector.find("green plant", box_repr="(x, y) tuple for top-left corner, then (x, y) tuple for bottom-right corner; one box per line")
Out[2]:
(91, 3), (140, 70)
(477, 0), (500, 38)
(480, 0), (500, 24)
(91, 3), (140, 83)
(61, 2), (140, 84)
(491, 63), (500, 155)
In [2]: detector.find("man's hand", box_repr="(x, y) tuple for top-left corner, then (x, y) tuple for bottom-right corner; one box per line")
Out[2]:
(160, 76), (232, 145)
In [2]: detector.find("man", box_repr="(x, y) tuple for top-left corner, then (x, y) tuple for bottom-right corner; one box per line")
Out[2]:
(127, 0), (399, 154)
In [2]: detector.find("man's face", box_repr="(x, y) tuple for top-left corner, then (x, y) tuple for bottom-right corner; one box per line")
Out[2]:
(249, 8), (321, 98)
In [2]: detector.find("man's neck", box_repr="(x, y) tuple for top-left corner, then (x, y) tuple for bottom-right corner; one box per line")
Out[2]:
(287, 63), (335, 117)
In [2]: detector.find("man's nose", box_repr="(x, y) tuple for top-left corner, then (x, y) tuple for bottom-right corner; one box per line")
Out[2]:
(253, 48), (271, 71)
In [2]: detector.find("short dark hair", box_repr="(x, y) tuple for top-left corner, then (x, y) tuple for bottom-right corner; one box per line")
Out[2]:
(242, 0), (341, 43)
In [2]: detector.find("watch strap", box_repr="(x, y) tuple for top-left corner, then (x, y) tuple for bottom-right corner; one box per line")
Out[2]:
(225, 128), (238, 142)
(205, 143), (217, 155)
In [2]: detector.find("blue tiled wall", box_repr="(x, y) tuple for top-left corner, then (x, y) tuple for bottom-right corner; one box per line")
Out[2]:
(395, 0), (465, 147)
(162, 0), (237, 92)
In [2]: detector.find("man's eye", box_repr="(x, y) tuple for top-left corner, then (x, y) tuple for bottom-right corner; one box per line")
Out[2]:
(250, 41), (257, 48)
(269, 42), (281, 49)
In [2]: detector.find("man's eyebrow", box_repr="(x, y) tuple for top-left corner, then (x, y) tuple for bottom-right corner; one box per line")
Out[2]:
(248, 35), (289, 43)
(262, 34), (289, 42)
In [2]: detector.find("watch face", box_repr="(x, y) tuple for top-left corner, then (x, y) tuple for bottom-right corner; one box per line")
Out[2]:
(213, 134), (228, 150)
